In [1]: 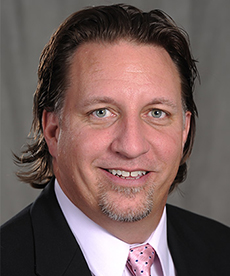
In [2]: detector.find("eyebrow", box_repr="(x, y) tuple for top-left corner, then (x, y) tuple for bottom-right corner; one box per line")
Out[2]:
(147, 98), (178, 110)
(80, 96), (178, 110)
(80, 96), (118, 108)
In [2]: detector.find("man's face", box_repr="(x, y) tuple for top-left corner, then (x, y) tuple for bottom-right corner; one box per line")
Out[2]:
(45, 41), (190, 224)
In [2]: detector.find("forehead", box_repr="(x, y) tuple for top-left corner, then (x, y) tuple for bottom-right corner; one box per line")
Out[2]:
(67, 41), (181, 103)
(71, 41), (179, 75)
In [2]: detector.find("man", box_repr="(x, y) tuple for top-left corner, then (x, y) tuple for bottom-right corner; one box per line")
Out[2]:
(1, 4), (229, 276)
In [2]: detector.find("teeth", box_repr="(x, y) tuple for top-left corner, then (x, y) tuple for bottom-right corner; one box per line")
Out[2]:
(117, 170), (122, 176)
(121, 171), (130, 177)
(130, 171), (139, 177)
(108, 169), (147, 178)
(111, 170), (117, 175)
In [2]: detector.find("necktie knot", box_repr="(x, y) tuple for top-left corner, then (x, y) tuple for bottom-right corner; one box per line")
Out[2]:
(126, 243), (155, 276)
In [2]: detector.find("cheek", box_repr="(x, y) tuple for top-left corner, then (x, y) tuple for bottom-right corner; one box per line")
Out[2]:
(60, 126), (112, 163)
(150, 131), (183, 196)
(152, 128), (184, 168)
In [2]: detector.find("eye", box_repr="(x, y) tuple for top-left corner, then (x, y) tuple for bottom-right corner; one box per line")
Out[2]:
(149, 109), (166, 118)
(92, 108), (112, 118)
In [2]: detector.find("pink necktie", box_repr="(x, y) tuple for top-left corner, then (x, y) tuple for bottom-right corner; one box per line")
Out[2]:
(126, 243), (155, 276)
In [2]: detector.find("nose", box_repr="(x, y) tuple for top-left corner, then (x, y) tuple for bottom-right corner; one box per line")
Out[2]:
(110, 116), (150, 159)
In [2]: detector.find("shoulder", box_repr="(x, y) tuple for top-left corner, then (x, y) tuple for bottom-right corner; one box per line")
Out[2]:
(1, 204), (33, 245)
(166, 204), (230, 274)
(166, 204), (230, 259)
(1, 204), (35, 275)
(1, 181), (55, 275)
(166, 204), (230, 235)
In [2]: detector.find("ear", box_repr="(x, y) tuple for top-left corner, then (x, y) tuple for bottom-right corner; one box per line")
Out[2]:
(182, 111), (191, 148)
(42, 110), (60, 158)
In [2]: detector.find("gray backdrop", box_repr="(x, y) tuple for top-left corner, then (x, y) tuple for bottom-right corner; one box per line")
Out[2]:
(1, 0), (230, 226)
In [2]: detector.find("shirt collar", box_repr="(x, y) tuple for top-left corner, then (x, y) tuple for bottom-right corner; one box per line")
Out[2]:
(146, 207), (172, 276)
(55, 179), (129, 276)
(55, 179), (171, 276)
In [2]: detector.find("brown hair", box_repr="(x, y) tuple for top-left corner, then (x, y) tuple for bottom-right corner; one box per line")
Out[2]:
(15, 4), (198, 191)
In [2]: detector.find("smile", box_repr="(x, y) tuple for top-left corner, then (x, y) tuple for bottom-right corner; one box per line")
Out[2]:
(108, 169), (147, 179)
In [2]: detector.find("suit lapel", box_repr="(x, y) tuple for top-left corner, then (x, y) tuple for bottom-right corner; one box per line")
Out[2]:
(166, 204), (213, 276)
(30, 178), (91, 276)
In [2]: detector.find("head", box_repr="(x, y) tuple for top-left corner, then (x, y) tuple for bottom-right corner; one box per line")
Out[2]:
(17, 4), (198, 194)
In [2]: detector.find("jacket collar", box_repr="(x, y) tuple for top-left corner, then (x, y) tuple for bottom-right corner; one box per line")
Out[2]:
(30, 178), (91, 276)
(166, 204), (212, 276)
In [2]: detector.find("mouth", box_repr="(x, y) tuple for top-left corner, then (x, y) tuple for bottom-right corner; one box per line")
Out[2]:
(106, 169), (149, 180)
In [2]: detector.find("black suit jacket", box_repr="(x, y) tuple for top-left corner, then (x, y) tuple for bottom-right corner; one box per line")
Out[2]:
(1, 179), (230, 276)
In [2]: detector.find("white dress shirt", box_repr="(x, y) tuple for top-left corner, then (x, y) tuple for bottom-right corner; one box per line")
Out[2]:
(55, 180), (176, 276)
